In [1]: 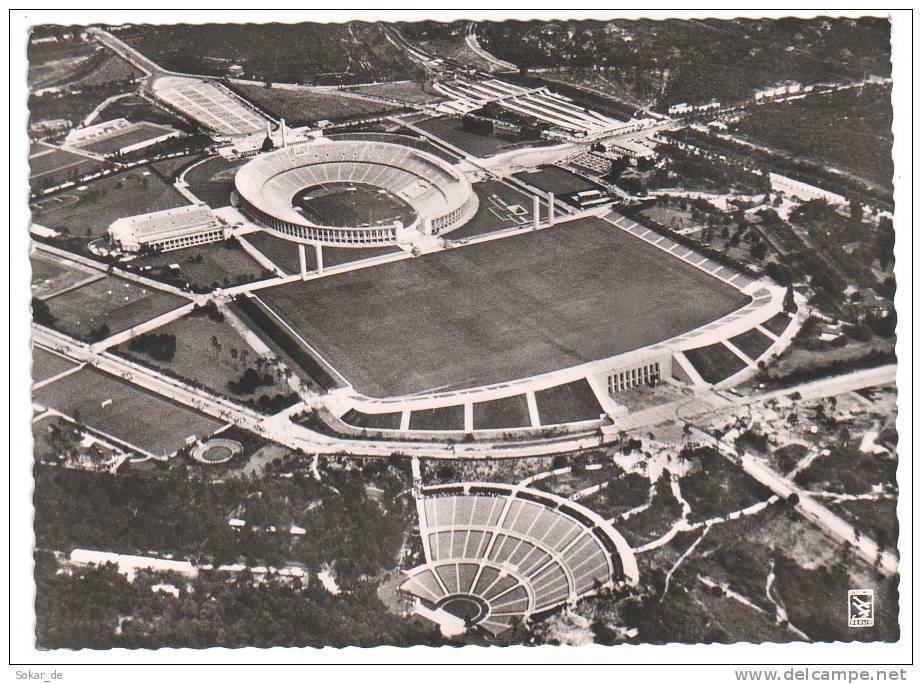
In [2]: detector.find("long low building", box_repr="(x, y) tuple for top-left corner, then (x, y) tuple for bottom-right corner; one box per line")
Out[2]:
(108, 204), (224, 252)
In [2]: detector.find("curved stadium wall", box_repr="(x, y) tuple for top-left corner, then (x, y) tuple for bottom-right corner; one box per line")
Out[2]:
(234, 140), (477, 246)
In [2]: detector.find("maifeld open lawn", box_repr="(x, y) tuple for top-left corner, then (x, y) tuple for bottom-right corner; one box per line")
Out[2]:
(259, 216), (750, 397)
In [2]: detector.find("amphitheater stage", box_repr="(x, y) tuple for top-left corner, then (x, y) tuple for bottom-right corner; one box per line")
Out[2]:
(257, 216), (751, 398)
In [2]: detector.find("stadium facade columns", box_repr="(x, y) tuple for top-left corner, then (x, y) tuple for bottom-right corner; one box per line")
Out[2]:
(315, 243), (324, 275)
(298, 244), (307, 280)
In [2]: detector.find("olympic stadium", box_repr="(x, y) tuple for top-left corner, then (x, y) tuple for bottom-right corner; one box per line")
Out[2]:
(225, 135), (799, 439)
(233, 140), (478, 246)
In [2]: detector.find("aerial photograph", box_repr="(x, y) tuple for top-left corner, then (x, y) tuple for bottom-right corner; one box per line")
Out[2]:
(25, 12), (900, 652)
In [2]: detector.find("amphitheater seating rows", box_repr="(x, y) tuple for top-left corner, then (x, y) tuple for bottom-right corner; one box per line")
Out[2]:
(402, 486), (623, 635)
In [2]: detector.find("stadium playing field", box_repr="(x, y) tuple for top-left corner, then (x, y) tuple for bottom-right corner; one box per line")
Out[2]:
(292, 183), (416, 228)
(258, 216), (750, 397)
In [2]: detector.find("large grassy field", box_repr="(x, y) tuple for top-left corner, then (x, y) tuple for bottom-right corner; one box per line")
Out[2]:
(42, 275), (187, 341)
(258, 216), (749, 397)
(30, 250), (100, 299)
(32, 366), (224, 455)
(31, 168), (189, 240)
(233, 84), (398, 125)
(115, 311), (284, 398)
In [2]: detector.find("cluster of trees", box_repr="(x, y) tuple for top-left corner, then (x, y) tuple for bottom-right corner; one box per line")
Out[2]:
(227, 367), (275, 395)
(31, 297), (55, 326)
(127, 332), (177, 361)
(34, 551), (444, 649)
(34, 461), (414, 577)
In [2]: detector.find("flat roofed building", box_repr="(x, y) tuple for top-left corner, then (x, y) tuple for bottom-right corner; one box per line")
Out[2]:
(109, 204), (223, 253)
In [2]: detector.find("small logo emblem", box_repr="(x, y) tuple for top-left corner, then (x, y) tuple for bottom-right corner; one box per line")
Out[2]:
(848, 589), (874, 627)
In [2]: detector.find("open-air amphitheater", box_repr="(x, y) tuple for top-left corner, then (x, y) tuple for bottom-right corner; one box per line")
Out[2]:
(400, 482), (638, 636)
(233, 140), (478, 245)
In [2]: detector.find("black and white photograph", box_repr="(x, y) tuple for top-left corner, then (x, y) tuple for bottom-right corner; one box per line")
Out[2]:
(9, 7), (914, 676)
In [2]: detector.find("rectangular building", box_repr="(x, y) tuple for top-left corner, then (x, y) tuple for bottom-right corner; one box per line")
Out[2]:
(109, 204), (224, 253)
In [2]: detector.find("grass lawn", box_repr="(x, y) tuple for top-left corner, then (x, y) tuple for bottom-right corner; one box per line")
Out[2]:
(762, 311), (793, 337)
(30, 250), (100, 299)
(115, 311), (283, 398)
(42, 275), (187, 341)
(258, 216), (749, 397)
(127, 241), (272, 291)
(415, 116), (544, 157)
(446, 180), (536, 240)
(232, 84), (398, 125)
(640, 205), (700, 231)
(341, 409), (402, 430)
(182, 155), (248, 209)
(31, 169), (189, 240)
(534, 379), (603, 425)
(243, 232), (402, 275)
(408, 404), (465, 431)
(472, 394), (531, 430)
(684, 343), (748, 384)
(29, 148), (105, 180)
(729, 327), (775, 361)
(32, 346), (79, 384)
(346, 80), (439, 104)
(32, 366), (224, 455)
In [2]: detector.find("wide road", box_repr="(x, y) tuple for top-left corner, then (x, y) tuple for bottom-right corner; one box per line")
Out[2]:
(34, 323), (896, 461)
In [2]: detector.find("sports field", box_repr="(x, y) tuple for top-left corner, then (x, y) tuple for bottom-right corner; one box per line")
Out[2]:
(32, 366), (224, 455)
(31, 169), (189, 239)
(30, 251), (101, 299)
(293, 183), (416, 228)
(258, 216), (750, 397)
(42, 275), (187, 341)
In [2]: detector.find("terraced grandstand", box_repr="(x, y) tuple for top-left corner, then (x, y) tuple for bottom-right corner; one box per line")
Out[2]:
(151, 76), (268, 136)
(234, 139), (477, 245)
(401, 482), (637, 636)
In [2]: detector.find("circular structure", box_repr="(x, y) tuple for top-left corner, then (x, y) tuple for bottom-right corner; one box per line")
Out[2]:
(400, 482), (638, 637)
(191, 438), (243, 464)
(234, 140), (477, 246)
